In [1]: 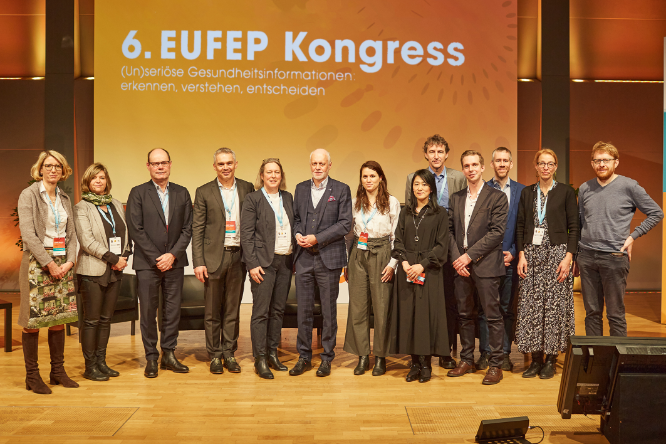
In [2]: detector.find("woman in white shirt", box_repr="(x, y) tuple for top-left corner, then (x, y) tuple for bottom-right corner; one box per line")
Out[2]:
(343, 161), (399, 376)
(240, 158), (295, 380)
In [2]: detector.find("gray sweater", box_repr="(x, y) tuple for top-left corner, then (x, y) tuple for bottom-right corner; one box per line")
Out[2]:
(578, 175), (663, 253)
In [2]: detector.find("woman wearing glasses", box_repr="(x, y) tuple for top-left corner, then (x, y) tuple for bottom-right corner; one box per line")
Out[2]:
(343, 161), (399, 376)
(240, 158), (294, 379)
(74, 163), (132, 381)
(516, 149), (579, 380)
(18, 151), (79, 394)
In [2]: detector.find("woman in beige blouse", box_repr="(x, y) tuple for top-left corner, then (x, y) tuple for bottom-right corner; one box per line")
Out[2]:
(18, 151), (79, 394)
(343, 161), (400, 376)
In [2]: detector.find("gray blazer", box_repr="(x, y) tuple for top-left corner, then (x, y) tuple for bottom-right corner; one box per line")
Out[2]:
(448, 184), (508, 278)
(240, 189), (295, 270)
(404, 167), (466, 206)
(192, 177), (254, 272)
(74, 198), (131, 277)
(17, 181), (77, 327)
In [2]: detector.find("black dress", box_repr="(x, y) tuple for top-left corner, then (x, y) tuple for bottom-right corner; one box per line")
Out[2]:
(389, 203), (450, 357)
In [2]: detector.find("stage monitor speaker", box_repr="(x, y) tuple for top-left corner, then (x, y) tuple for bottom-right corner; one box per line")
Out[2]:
(475, 416), (529, 443)
(601, 373), (666, 444)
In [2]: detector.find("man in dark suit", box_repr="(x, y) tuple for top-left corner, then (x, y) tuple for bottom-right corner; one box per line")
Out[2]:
(446, 150), (508, 385)
(289, 148), (352, 377)
(127, 148), (193, 378)
(405, 134), (466, 369)
(476, 147), (525, 372)
(192, 148), (254, 375)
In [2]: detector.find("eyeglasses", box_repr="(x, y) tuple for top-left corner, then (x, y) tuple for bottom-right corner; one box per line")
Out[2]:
(592, 158), (616, 166)
(148, 161), (171, 167)
(43, 164), (63, 171)
(537, 162), (556, 169)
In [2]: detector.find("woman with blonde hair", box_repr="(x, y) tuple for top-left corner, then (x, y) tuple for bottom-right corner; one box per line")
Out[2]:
(74, 163), (132, 381)
(18, 150), (79, 394)
(516, 149), (579, 379)
(240, 158), (294, 379)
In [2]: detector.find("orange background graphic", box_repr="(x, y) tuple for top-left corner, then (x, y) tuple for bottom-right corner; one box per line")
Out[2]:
(95, 0), (517, 200)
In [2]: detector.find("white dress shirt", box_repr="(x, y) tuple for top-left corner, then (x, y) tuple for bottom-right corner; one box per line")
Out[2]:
(265, 190), (293, 255)
(310, 177), (329, 208)
(153, 180), (169, 223)
(219, 178), (241, 247)
(351, 195), (400, 268)
(40, 181), (67, 247)
(463, 182), (485, 249)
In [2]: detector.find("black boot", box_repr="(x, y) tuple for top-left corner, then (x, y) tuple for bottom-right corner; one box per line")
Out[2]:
(96, 313), (119, 377)
(406, 354), (421, 382)
(254, 355), (274, 380)
(22, 331), (52, 394)
(48, 329), (79, 388)
(372, 357), (386, 376)
(354, 355), (370, 375)
(419, 355), (432, 383)
(539, 354), (558, 379)
(160, 349), (189, 373)
(268, 351), (288, 371)
(522, 351), (543, 378)
(83, 361), (109, 381)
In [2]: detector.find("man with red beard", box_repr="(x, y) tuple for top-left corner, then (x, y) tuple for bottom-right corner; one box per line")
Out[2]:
(577, 141), (663, 337)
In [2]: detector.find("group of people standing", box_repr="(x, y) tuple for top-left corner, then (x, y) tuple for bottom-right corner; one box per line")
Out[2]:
(17, 136), (662, 394)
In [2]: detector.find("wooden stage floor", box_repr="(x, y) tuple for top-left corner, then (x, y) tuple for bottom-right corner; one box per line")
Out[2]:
(0, 291), (664, 444)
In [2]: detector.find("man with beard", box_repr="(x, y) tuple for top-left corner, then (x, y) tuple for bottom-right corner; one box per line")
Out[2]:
(577, 141), (663, 337)
(476, 147), (524, 372)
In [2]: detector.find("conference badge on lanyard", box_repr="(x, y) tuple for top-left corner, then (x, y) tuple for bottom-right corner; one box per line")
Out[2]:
(47, 191), (66, 256)
(98, 206), (122, 254)
(357, 206), (377, 251)
(534, 184), (552, 246)
(222, 182), (237, 239)
(225, 220), (236, 238)
(357, 232), (369, 250)
(53, 237), (66, 256)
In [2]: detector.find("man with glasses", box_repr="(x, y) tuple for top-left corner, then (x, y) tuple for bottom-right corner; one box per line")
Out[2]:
(576, 141), (663, 337)
(127, 148), (193, 378)
(192, 148), (254, 374)
(476, 147), (525, 372)
(405, 134), (466, 369)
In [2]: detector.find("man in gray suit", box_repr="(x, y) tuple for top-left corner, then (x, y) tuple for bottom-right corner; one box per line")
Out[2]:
(290, 149), (352, 377)
(446, 150), (508, 385)
(192, 147), (254, 375)
(127, 148), (192, 378)
(405, 134), (466, 369)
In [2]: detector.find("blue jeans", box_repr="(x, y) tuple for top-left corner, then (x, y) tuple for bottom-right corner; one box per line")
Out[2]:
(478, 266), (517, 354)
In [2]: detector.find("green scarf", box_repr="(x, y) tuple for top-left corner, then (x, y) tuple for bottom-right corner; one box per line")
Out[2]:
(82, 192), (113, 206)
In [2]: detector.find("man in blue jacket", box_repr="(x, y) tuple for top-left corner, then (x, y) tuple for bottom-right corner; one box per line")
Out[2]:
(476, 147), (525, 372)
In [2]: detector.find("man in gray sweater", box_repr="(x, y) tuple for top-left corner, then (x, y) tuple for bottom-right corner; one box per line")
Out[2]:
(577, 141), (663, 337)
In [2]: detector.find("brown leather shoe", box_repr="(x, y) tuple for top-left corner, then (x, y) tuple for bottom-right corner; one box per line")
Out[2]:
(482, 367), (503, 385)
(447, 360), (475, 377)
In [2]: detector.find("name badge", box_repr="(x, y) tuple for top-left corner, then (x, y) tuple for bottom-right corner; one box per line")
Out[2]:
(357, 232), (369, 250)
(533, 228), (545, 246)
(277, 229), (289, 242)
(109, 237), (122, 255)
(407, 273), (426, 285)
(225, 220), (236, 238)
(53, 237), (66, 256)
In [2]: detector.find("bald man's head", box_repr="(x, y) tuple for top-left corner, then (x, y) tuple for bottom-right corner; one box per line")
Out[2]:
(310, 148), (332, 183)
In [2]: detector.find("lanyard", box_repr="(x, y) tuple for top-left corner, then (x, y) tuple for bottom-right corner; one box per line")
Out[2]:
(261, 188), (285, 228)
(46, 190), (62, 237)
(220, 182), (237, 218)
(157, 187), (169, 217)
(437, 169), (448, 204)
(97, 205), (117, 236)
(537, 183), (553, 224)
(360, 205), (378, 232)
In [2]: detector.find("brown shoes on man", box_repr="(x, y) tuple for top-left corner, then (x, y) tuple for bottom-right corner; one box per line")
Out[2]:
(482, 367), (503, 385)
(447, 360), (475, 377)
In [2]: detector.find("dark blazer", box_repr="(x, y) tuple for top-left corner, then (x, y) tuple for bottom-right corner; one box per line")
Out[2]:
(487, 178), (526, 259)
(516, 182), (579, 255)
(191, 177), (254, 272)
(127, 180), (192, 270)
(240, 189), (295, 270)
(293, 177), (352, 270)
(448, 183), (508, 278)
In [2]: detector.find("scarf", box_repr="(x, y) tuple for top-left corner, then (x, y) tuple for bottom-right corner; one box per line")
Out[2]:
(82, 192), (113, 206)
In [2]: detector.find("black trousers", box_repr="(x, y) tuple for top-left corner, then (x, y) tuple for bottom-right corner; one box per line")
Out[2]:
(454, 268), (503, 368)
(295, 251), (341, 362)
(250, 254), (292, 357)
(443, 261), (459, 350)
(136, 267), (184, 360)
(204, 250), (245, 359)
(79, 278), (120, 364)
